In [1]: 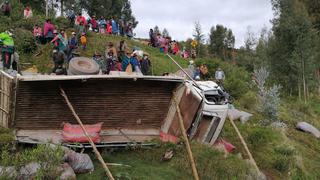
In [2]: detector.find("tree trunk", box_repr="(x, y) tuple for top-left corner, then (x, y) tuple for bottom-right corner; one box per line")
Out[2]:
(301, 56), (307, 104)
(61, 0), (64, 16)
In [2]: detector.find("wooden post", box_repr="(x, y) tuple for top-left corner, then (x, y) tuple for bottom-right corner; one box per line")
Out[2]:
(229, 118), (260, 174)
(172, 92), (200, 180)
(60, 87), (115, 180)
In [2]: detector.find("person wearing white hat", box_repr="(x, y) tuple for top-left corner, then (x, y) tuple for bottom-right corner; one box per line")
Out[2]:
(188, 60), (195, 78)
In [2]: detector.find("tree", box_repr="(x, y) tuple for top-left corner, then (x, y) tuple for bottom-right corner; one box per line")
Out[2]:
(208, 24), (234, 60)
(64, 0), (138, 27)
(269, 0), (317, 102)
(154, 26), (160, 35)
(244, 26), (257, 52)
(162, 28), (170, 37)
(193, 21), (206, 57)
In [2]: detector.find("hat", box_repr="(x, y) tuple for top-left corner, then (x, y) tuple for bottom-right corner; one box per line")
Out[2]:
(72, 32), (76, 35)
(53, 30), (58, 34)
(5, 30), (13, 37)
(189, 60), (194, 64)
(82, 32), (86, 35)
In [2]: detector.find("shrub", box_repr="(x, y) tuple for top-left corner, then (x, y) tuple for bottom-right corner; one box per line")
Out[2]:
(253, 67), (281, 124)
(53, 16), (70, 30)
(14, 28), (37, 54)
(238, 91), (257, 110)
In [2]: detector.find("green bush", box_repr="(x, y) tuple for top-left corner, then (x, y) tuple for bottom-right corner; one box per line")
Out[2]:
(238, 91), (257, 110)
(14, 28), (37, 54)
(53, 16), (70, 30)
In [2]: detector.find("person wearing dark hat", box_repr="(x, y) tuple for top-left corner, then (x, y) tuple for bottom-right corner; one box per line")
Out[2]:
(93, 51), (106, 74)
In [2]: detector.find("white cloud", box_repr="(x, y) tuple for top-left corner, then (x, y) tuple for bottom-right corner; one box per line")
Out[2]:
(131, 0), (273, 47)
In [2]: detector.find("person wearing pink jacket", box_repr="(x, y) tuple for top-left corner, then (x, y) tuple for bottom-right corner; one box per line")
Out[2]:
(43, 19), (55, 43)
(33, 24), (42, 43)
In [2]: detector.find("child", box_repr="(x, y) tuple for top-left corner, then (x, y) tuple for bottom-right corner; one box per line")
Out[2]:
(80, 32), (87, 50)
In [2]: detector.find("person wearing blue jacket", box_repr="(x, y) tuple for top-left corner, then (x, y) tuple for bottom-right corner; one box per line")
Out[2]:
(111, 17), (118, 35)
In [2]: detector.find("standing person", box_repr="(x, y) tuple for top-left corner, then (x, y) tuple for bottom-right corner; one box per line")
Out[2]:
(106, 20), (112, 34)
(33, 24), (42, 43)
(51, 29), (67, 53)
(116, 40), (127, 60)
(91, 15), (98, 32)
(121, 50), (131, 71)
(149, 29), (155, 47)
(1, 1), (11, 16)
(43, 19), (55, 43)
(0, 30), (14, 70)
(67, 32), (78, 61)
(93, 51), (106, 74)
(98, 16), (107, 34)
(52, 48), (65, 74)
(23, 6), (33, 18)
(111, 17), (118, 35)
(75, 13), (87, 26)
(105, 42), (117, 59)
(141, 54), (151, 75)
(125, 22), (133, 38)
(106, 51), (117, 74)
(76, 21), (85, 39)
(130, 52), (141, 73)
(188, 60), (195, 78)
(80, 32), (87, 50)
(66, 7), (76, 27)
(119, 15), (126, 36)
(215, 67), (225, 85)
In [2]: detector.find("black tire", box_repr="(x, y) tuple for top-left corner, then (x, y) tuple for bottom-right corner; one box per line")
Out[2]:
(68, 57), (100, 75)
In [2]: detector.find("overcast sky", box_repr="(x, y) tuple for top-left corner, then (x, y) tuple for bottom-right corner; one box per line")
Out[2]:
(131, 0), (274, 47)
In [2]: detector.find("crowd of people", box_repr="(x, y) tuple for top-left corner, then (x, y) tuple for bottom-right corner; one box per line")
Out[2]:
(149, 28), (196, 59)
(92, 41), (152, 75)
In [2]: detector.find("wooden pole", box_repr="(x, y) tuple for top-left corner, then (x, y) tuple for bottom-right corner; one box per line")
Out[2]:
(172, 92), (200, 180)
(229, 118), (260, 173)
(60, 87), (115, 180)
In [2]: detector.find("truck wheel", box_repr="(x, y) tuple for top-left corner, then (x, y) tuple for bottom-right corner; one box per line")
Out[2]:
(68, 57), (100, 75)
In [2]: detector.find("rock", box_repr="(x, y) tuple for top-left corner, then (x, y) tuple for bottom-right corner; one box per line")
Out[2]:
(65, 152), (94, 173)
(296, 122), (320, 138)
(0, 166), (17, 178)
(271, 121), (288, 129)
(59, 163), (76, 180)
(19, 162), (41, 180)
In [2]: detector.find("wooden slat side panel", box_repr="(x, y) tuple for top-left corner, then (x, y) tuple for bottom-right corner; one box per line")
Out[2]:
(0, 72), (13, 128)
(15, 79), (179, 130)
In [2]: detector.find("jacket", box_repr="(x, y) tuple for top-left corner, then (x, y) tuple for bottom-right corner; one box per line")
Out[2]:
(80, 36), (87, 45)
(43, 22), (55, 37)
(33, 27), (42, 37)
(0, 32), (14, 46)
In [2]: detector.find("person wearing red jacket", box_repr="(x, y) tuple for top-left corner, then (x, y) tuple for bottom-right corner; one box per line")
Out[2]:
(91, 15), (98, 32)
(75, 13), (87, 26)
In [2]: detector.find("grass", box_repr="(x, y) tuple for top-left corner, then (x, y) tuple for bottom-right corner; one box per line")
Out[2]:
(6, 31), (320, 179)
(78, 141), (252, 180)
(20, 32), (189, 75)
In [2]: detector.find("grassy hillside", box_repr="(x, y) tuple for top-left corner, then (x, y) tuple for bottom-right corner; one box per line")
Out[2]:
(20, 32), (189, 75)
(2, 31), (320, 180)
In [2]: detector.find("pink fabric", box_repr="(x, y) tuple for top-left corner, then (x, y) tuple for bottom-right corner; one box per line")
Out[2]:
(43, 22), (55, 36)
(33, 27), (42, 37)
(214, 138), (235, 153)
(159, 131), (178, 144)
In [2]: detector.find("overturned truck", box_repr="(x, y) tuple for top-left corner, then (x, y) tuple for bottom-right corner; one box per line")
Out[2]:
(0, 70), (229, 147)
